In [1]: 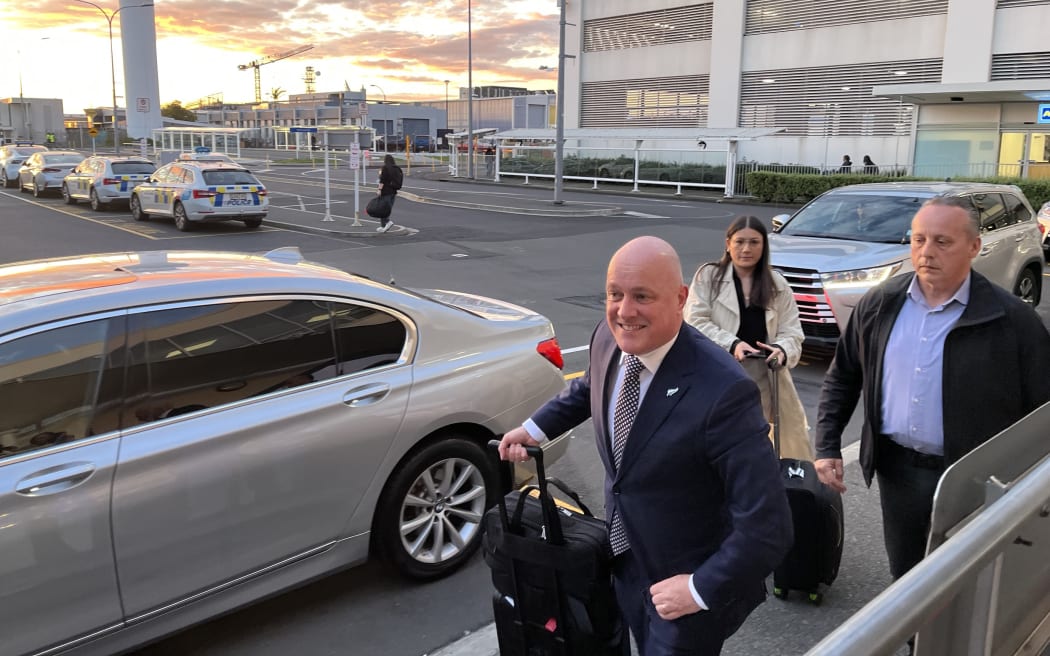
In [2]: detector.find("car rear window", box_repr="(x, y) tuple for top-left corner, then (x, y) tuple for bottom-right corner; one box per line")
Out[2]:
(15, 148), (45, 156)
(45, 155), (85, 165)
(112, 162), (156, 174)
(203, 170), (259, 186)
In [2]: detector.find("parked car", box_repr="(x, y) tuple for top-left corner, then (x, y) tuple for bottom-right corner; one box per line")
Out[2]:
(0, 144), (48, 188)
(0, 247), (570, 656)
(62, 156), (156, 210)
(17, 150), (84, 197)
(1037, 201), (1050, 262)
(178, 152), (239, 166)
(130, 160), (268, 230)
(769, 182), (1044, 350)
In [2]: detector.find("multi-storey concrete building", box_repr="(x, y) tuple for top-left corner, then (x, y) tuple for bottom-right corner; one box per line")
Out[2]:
(562, 0), (1050, 177)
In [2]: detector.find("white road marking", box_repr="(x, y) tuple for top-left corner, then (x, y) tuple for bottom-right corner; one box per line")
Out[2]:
(622, 210), (668, 219)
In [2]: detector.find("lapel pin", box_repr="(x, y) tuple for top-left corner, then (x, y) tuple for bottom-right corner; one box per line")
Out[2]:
(666, 387), (679, 397)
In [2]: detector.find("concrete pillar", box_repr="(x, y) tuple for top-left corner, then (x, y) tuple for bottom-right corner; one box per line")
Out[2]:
(942, 0), (996, 83)
(708, 0), (746, 128)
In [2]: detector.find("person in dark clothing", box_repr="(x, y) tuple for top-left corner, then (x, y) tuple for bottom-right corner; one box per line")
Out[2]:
(862, 155), (879, 175)
(816, 195), (1050, 580)
(376, 154), (402, 233)
(838, 155), (852, 174)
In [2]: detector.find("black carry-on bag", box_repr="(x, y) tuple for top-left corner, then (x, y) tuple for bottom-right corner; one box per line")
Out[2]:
(762, 355), (845, 605)
(365, 194), (393, 219)
(482, 441), (627, 656)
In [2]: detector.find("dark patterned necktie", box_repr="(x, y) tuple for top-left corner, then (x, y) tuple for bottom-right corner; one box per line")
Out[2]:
(610, 354), (644, 554)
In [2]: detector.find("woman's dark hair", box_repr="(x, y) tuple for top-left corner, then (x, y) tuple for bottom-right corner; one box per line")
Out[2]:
(707, 215), (776, 309)
(383, 154), (395, 167)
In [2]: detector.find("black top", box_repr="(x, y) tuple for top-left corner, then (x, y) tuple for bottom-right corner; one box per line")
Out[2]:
(733, 269), (767, 346)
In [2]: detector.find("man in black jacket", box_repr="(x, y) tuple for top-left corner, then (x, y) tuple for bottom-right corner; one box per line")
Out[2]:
(815, 196), (1050, 587)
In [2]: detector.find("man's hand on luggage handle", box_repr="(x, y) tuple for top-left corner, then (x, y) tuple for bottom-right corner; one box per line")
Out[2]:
(498, 428), (540, 463)
(815, 458), (847, 494)
(650, 575), (701, 620)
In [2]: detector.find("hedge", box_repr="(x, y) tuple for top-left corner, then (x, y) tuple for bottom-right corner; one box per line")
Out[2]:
(747, 171), (1050, 210)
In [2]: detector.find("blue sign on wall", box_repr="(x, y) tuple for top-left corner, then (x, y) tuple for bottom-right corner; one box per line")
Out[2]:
(194, 146), (211, 154)
(1039, 104), (1050, 124)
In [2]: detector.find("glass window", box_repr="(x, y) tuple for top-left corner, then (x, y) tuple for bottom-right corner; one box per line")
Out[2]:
(973, 193), (1010, 232)
(112, 162), (155, 175)
(124, 299), (342, 428)
(203, 170), (260, 186)
(1002, 193), (1031, 225)
(331, 303), (407, 374)
(0, 318), (125, 459)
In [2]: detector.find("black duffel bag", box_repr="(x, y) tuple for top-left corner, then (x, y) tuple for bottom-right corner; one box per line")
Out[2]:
(366, 194), (393, 219)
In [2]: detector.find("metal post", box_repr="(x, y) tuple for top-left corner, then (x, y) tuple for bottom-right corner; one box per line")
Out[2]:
(322, 130), (333, 221)
(553, 0), (568, 205)
(370, 84), (386, 153)
(467, 0), (474, 179)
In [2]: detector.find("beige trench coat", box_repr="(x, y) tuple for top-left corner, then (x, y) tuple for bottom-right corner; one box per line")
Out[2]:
(684, 264), (815, 461)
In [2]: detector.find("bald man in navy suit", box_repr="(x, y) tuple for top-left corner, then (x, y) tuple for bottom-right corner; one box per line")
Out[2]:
(500, 236), (792, 655)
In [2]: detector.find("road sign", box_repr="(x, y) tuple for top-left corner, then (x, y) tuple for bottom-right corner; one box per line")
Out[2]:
(194, 146), (211, 154)
(349, 142), (361, 170)
(88, 127), (99, 138)
(359, 102), (368, 116)
(290, 127), (318, 133)
(136, 97), (150, 113)
(1039, 104), (1050, 124)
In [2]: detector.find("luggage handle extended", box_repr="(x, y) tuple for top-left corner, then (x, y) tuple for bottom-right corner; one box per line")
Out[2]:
(487, 440), (565, 545)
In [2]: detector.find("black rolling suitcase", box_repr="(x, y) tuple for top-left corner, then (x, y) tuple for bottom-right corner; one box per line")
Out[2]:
(482, 441), (627, 656)
(763, 356), (844, 605)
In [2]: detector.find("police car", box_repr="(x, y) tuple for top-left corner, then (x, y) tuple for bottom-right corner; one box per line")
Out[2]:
(129, 160), (269, 231)
(62, 156), (156, 210)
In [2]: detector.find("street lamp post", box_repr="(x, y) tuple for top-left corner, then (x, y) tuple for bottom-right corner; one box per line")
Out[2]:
(552, 0), (574, 205)
(75, 0), (153, 155)
(370, 84), (387, 152)
(467, 0), (474, 179)
(444, 80), (450, 132)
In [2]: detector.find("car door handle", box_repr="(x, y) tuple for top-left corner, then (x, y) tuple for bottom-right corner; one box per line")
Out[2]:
(1014, 235), (1027, 242)
(343, 383), (391, 407)
(15, 462), (96, 495)
(980, 246), (993, 255)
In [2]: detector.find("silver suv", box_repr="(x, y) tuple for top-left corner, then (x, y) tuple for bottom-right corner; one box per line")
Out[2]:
(769, 182), (1044, 350)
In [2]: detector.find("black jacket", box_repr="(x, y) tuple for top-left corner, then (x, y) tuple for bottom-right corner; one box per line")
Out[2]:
(816, 271), (1050, 486)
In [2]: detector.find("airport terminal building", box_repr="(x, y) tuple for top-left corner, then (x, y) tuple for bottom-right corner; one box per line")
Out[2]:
(561, 0), (1050, 178)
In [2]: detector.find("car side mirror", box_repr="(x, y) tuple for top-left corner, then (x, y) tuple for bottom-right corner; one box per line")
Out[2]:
(771, 214), (790, 232)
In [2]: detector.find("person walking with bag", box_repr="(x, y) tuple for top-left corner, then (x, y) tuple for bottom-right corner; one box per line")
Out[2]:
(375, 154), (403, 233)
(685, 216), (814, 461)
(499, 236), (792, 656)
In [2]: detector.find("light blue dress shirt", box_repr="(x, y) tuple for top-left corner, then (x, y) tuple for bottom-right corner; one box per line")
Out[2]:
(880, 275), (970, 456)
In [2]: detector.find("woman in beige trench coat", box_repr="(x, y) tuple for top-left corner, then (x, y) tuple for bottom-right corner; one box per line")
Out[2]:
(685, 216), (814, 461)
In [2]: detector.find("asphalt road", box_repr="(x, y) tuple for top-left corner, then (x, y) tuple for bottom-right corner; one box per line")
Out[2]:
(1, 168), (1047, 656)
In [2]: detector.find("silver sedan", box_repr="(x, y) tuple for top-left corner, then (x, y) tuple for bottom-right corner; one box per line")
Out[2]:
(0, 247), (570, 656)
(17, 150), (85, 197)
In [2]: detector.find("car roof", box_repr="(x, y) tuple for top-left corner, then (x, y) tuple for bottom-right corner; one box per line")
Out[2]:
(168, 160), (247, 171)
(0, 249), (407, 331)
(823, 181), (1023, 196)
(86, 156), (154, 164)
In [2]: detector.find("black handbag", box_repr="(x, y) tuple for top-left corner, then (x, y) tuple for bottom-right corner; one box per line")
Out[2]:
(366, 194), (393, 219)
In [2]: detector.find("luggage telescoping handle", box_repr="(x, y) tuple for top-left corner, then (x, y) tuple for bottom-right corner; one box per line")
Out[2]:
(486, 439), (565, 545)
(767, 356), (782, 458)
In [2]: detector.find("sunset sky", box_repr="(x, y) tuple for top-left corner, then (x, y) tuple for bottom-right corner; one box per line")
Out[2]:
(2, 0), (561, 113)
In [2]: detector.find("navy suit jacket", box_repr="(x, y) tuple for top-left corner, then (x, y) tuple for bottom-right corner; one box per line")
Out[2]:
(533, 321), (792, 615)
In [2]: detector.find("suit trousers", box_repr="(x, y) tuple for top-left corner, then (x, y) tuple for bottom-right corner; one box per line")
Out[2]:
(874, 437), (946, 580)
(612, 550), (739, 656)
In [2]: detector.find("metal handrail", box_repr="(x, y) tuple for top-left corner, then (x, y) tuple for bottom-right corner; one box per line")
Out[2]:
(806, 453), (1050, 655)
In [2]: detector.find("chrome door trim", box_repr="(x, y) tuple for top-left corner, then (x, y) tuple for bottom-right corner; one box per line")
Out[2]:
(124, 541), (337, 625)
(29, 623), (125, 656)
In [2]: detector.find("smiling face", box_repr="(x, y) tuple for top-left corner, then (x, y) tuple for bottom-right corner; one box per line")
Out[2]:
(910, 202), (980, 300)
(605, 237), (687, 355)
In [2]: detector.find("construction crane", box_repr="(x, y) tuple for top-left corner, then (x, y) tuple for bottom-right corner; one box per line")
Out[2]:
(238, 44), (314, 103)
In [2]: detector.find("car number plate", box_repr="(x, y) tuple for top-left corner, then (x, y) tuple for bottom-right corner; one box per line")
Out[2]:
(226, 193), (251, 205)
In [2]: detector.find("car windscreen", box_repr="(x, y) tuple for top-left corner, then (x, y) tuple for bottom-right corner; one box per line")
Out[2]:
(15, 148), (45, 156)
(779, 193), (928, 243)
(202, 170), (259, 186)
(112, 162), (156, 174)
(44, 155), (85, 165)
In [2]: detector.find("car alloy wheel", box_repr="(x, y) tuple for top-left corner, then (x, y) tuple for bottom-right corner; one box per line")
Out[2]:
(62, 184), (76, 204)
(1, 172), (9, 188)
(1015, 267), (1040, 306)
(374, 437), (497, 580)
(90, 188), (102, 211)
(173, 202), (192, 231)
(32, 178), (45, 198)
(130, 195), (147, 221)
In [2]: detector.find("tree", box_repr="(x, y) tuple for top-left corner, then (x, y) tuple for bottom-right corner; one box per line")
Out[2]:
(270, 87), (286, 102)
(161, 101), (197, 122)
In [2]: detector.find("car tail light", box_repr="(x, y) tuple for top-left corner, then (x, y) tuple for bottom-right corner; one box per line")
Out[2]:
(103, 177), (120, 185)
(42, 167), (62, 173)
(193, 189), (217, 198)
(536, 337), (564, 370)
(257, 189), (268, 196)
(1039, 223), (1046, 236)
